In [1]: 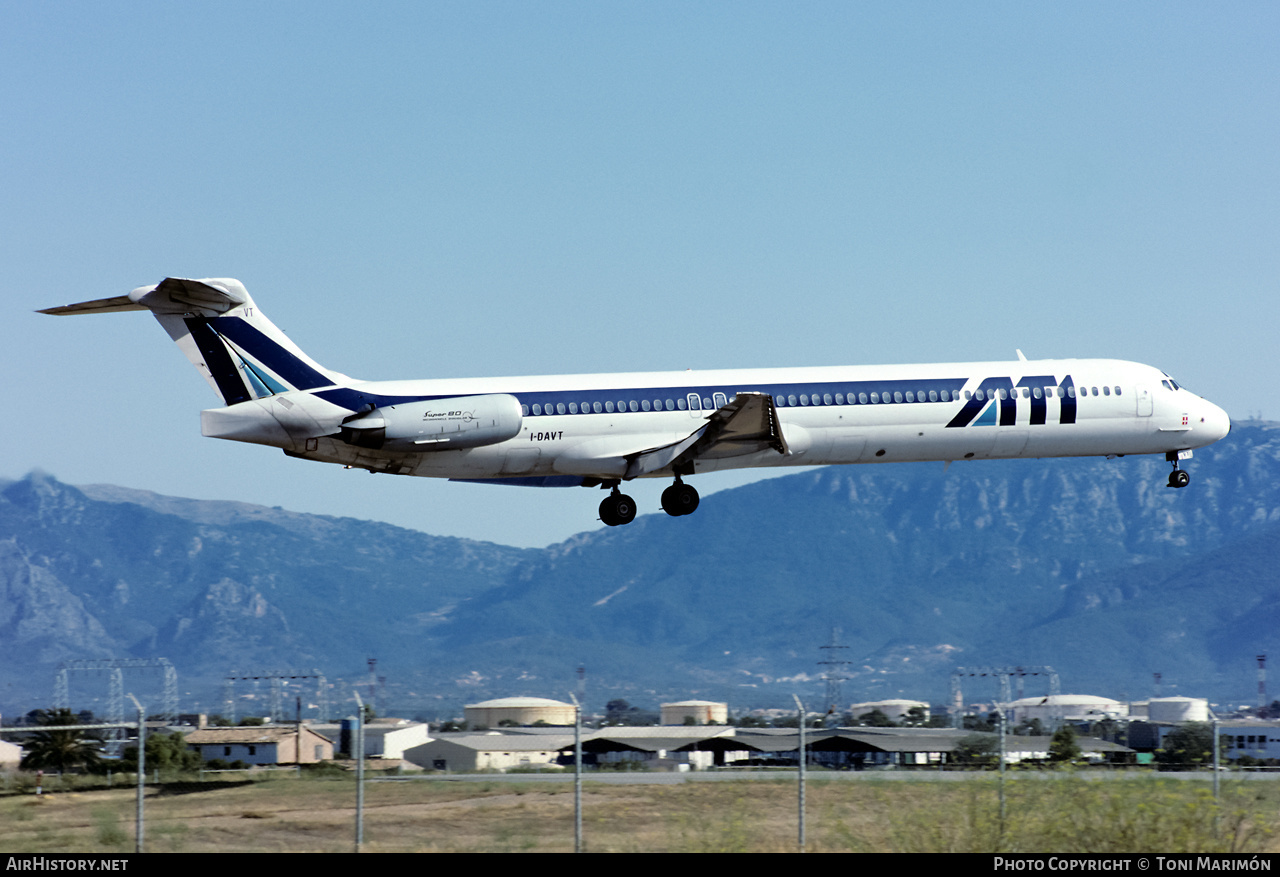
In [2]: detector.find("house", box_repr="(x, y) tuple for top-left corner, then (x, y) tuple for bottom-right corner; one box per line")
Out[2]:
(185, 725), (334, 766)
(0, 738), (22, 767)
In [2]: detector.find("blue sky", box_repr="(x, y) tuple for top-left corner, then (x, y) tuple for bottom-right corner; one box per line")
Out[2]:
(5, 2), (1276, 547)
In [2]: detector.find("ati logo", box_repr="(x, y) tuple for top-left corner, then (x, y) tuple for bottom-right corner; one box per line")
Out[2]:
(946, 376), (1077, 429)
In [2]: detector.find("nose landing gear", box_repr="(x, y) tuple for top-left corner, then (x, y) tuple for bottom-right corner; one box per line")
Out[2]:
(1166, 451), (1191, 488)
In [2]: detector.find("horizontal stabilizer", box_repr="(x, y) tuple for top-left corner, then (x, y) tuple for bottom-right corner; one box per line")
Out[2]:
(37, 295), (146, 316)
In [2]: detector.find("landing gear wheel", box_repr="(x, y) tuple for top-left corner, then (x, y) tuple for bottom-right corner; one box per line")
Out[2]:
(661, 483), (700, 517)
(599, 491), (637, 526)
(1168, 469), (1190, 489)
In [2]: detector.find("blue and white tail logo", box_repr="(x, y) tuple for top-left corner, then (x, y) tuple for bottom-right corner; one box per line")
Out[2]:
(183, 315), (336, 405)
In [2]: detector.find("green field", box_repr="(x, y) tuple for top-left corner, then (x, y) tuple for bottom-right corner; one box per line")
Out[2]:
(2, 772), (1277, 853)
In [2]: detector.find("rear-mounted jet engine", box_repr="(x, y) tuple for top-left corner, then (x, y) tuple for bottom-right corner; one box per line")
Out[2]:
(339, 394), (522, 452)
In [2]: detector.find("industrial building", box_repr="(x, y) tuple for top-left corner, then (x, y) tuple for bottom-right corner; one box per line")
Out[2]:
(404, 733), (574, 772)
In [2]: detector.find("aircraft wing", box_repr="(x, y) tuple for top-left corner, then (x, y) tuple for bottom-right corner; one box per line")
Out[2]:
(623, 391), (790, 480)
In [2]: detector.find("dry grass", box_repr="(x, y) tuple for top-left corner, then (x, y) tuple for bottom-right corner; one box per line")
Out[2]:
(2, 773), (1278, 853)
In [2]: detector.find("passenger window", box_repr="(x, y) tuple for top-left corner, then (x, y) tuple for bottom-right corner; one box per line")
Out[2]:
(568, 402), (578, 414)
(521, 405), (529, 416)
(929, 390), (938, 402)
(940, 391), (949, 402)
(641, 400), (651, 411)
(702, 397), (713, 409)
(665, 399), (675, 411)
(824, 393), (833, 405)
(593, 402), (602, 413)
(557, 403), (566, 415)
(677, 397), (687, 410)
(905, 392), (915, 403)
(1114, 387), (1122, 396)
(893, 392), (903, 403)
(788, 395), (798, 406)
(532, 404), (541, 415)
(1103, 386), (1110, 396)
(1033, 387), (1042, 399)
(604, 401), (614, 413)
(799, 395), (809, 406)
(870, 393), (880, 404)
(713, 393), (727, 407)
(629, 400), (638, 412)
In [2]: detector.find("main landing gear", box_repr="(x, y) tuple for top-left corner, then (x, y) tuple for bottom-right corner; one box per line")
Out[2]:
(597, 477), (702, 527)
(1167, 451), (1191, 489)
(661, 477), (700, 517)
(599, 487), (637, 527)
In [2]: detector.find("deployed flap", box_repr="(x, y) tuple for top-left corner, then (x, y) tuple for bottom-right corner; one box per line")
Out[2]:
(623, 391), (789, 479)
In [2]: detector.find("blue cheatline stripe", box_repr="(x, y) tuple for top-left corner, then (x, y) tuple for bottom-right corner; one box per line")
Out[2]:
(185, 318), (251, 405)
(207, 317), (333, 391)
(449, 476), (587, 488)
(517, 378), (971, 417)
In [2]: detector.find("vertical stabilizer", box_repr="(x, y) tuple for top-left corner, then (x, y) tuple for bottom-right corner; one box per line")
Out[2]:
(40, 277), (351, 405)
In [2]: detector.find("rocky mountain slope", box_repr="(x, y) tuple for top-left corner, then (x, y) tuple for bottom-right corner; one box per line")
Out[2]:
(3, 422), (1278, 718)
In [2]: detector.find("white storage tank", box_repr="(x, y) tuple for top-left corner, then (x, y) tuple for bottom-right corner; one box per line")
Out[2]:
(1147, 697), (1209, 723)
(660, 700), (728, 725)
(464, 696), (576, 727)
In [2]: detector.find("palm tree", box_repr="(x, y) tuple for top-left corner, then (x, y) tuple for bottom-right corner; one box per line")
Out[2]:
(19, 709), (103, 773)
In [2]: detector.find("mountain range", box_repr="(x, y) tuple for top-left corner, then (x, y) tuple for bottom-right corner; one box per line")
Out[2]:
(3, 421), (1279, 720)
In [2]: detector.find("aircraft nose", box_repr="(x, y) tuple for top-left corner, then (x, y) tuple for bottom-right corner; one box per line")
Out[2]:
(1200, 399), (1231, 443)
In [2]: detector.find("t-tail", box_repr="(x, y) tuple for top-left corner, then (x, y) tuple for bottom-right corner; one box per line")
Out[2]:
(39, 277), (359, 449)
(39, 277), (350, 404)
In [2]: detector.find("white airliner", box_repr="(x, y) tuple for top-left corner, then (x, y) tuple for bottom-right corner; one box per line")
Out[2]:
(41, 277), (1232, 526)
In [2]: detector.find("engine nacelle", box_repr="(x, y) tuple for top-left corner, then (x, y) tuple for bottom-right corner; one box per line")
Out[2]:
(339, 394), (523, 452)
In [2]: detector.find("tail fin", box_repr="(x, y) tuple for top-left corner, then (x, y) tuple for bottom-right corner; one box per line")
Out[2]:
(40, 277), (350, 405)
